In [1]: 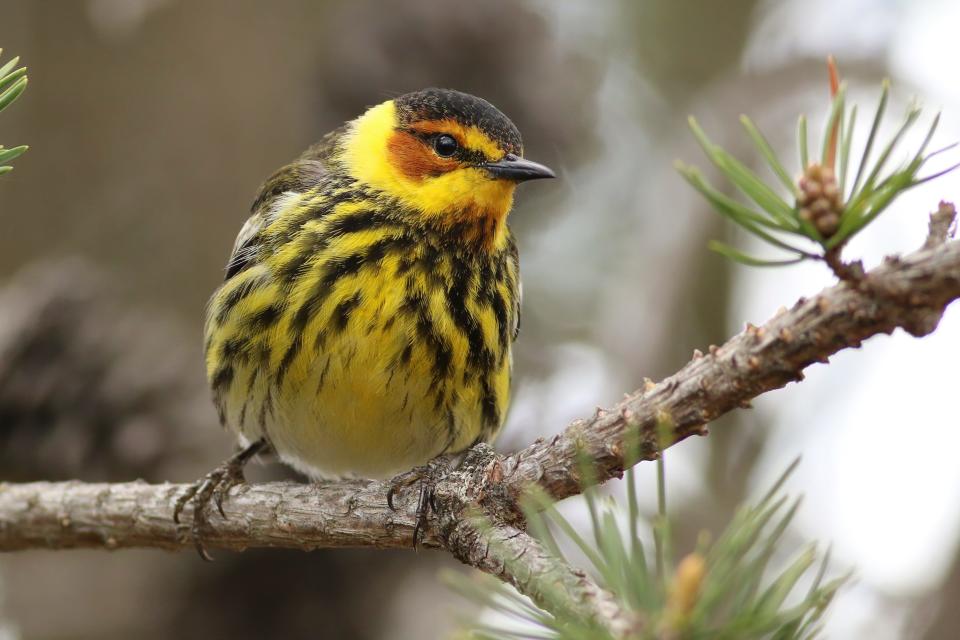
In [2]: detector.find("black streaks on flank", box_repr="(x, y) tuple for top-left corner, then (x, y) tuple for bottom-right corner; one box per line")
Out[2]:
(258, 387), (274, 432)
(214, 272), (266, 326)
(202, 333), (215, 358)
(211, 365), (234, 392)
(278, 209), (401, 285)
(238, 399), (249, 430)
(504, 244), (522, 344)
(444, 407), (459, 452)
(211, 334), (260, 418)
(487, 285), (509, 353)
(323, 209), (379, 237)
(322, 252), (366, 288)
(396, 256), (415, 276)
(315, 357), (332, 394)
(290, 234), (415, 339)
(245, 304), (283, 331)
(322, 232), (411, 289)
(277, 233), (327, 283)
(365, 298), (387, 336)
(480, 378), (500, 431)
(417, 243), (447, 290)
(403, 290), (452, 388)
(279, 233), (416, 380)
(219, 336), (253, 367)
(331, 292), (363, 333)
(446, 257), (493, 379)
(274, 333), (303, 387)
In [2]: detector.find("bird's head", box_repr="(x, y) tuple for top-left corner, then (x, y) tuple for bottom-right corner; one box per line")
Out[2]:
(336, 88), (554, 244)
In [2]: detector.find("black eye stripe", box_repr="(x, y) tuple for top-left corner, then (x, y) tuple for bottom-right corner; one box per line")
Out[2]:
(398, 127), (494, 164)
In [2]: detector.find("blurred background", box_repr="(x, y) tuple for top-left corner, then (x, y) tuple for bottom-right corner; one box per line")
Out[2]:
(1, 0), (958, 638)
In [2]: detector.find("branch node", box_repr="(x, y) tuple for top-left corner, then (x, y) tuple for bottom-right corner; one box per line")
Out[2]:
(925, 201), (957, 249)
(823, 246), (865, 283)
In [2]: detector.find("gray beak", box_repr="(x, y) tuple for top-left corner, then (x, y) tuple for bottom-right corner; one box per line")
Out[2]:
(483, 153), (556, 182)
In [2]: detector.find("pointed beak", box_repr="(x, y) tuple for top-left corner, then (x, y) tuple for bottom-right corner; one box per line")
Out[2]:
(482, 153), (556, 182)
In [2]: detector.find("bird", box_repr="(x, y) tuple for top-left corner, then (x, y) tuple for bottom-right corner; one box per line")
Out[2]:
(174, 88), (555, 552)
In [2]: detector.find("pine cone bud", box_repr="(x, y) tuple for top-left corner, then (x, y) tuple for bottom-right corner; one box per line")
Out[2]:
(797, 164), (843, 237)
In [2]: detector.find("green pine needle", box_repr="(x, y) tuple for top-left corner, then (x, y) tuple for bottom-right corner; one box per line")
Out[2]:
(453, 457), (848, 640)
(798, 115), (809, 170)
(0, 49), (28, 175)
(682, 75), (958, 268)
(740, 114), (799, 197)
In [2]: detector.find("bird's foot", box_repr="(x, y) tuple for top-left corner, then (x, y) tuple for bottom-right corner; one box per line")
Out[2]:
(387, 443), (499, 548)
(387, 454), (457, 548)
(173, 438), (268, 560)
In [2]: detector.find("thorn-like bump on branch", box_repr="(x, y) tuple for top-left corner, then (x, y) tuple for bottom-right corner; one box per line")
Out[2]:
(925, 201), (958, 249)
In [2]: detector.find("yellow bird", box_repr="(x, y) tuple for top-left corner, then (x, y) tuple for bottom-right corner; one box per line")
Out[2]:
(176, 89), (554, 548)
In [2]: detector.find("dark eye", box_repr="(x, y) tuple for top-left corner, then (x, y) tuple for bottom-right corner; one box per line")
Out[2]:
(433, 134), (459, 157)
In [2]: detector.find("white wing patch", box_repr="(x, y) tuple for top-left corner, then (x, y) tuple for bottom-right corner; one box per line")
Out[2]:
(232, 190), (303, 253)
(225, 190), (303, 279)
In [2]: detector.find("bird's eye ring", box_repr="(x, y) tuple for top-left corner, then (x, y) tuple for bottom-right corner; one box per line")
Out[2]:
(433, 134), (459, 157)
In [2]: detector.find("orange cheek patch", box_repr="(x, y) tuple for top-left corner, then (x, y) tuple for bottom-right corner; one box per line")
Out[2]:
(386, 131), (458, 181)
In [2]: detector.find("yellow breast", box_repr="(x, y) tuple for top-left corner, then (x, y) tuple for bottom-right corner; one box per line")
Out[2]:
(204, 195), (518, 479)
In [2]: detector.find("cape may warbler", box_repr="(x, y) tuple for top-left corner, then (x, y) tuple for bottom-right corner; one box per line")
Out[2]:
(176, 89), (554, 544)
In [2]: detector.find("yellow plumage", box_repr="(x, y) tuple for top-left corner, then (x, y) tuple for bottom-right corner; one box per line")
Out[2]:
(202, 88), (553, 481)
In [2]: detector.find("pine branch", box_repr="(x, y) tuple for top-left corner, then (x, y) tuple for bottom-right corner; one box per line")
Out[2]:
(501, 201), (960, 504)
(1, 203), (958, 638)
(0, 478), (420, 552)
(446, 520), (643, 638)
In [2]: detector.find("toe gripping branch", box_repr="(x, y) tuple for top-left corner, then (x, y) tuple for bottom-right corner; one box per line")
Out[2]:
(387, 442), (505, 549)
(173, 438), (268, 560)
(387, 456), (453, 549)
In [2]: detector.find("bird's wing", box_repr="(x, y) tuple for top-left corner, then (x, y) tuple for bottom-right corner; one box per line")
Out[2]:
(224, 128), (348, 281)
(509, 239), (522, 342)
(512, 279), (522, 342)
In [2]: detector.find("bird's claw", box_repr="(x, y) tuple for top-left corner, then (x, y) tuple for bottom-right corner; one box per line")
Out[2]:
(387, 455), (454, 548)
(172, 438), (267, 560)
(173, 462), (246, 560)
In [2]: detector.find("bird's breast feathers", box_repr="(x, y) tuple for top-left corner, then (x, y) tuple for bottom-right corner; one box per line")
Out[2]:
(206, 191), (519, 478)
